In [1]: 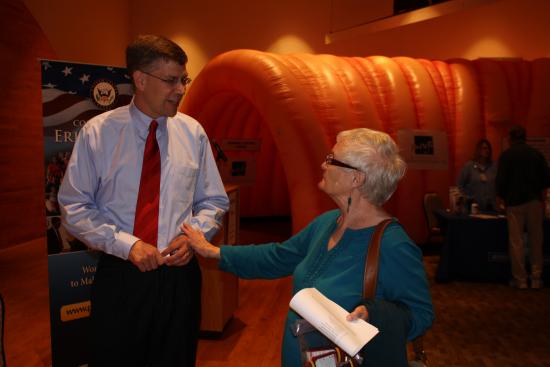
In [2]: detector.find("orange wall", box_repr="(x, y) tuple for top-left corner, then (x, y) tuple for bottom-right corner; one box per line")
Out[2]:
(23, 0), (550, 79)
(127, 0), (549, 76)
(326, 0), (550, 59)
(22, 0), (129, 67)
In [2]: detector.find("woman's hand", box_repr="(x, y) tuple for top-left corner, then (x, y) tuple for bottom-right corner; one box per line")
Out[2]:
(347, 305), (369, 322)
(180, 223), (221, 259)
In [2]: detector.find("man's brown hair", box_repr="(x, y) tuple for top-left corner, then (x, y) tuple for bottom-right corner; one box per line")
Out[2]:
(126, 35), (187, 75)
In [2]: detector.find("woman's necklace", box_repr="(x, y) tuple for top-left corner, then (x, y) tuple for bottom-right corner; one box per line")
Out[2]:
(474, 162), (489, 182)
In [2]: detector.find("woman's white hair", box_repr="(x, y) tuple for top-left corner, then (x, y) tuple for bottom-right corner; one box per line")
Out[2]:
(337, 128), (406, 206)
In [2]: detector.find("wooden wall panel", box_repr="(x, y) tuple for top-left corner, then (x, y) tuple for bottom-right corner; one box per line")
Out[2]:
(0, 0), (56, 250)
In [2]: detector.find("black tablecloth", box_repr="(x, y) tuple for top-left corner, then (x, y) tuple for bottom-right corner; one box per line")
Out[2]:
(435, 210), (550, 283)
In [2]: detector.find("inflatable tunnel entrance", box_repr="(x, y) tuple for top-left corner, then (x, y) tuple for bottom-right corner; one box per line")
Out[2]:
(181, 51), (550, 243)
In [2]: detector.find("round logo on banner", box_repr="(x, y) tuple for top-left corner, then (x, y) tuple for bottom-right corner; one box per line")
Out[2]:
(91, 79), (118, 109)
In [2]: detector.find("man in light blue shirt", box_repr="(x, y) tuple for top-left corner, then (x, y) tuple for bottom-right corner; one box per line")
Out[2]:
(58, 35), (229, 366)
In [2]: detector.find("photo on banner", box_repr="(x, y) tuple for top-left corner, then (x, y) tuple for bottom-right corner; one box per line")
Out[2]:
(41, 59), (132, 367)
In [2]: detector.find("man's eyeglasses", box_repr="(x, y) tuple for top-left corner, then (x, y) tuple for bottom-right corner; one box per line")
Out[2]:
(141, 70), (192, 88)
(325, 153), (359, 170)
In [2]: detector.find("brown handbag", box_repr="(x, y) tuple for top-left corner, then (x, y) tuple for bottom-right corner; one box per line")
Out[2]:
(364, 219), (428, 366)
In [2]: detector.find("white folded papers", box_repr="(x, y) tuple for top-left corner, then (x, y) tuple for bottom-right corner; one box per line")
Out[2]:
(289, 288), (379, 357)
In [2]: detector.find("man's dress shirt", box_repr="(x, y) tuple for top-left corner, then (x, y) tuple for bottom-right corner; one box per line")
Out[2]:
(58, 101), (229, 259)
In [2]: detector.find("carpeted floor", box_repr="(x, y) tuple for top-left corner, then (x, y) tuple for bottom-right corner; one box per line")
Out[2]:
(422, 255), (550, 367)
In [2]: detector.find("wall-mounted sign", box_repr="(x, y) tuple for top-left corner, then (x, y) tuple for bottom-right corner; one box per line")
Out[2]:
(217, 157), (257, 186)
(396, 129), (449, 170)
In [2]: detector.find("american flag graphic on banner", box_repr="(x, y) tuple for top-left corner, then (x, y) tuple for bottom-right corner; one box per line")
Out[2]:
(42, 59), (133, 254)
(42, 59), (132, 142)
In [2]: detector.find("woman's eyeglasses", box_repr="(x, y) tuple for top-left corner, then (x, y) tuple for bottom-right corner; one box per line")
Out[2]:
(141, 70), (192, 88)
(325, 153), (359, 170)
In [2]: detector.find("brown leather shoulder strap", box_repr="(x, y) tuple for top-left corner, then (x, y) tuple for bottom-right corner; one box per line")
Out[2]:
(363, 218), (393, 298)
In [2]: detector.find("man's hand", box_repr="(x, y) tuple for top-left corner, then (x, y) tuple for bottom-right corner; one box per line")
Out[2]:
(128, 240), (165, 272)
(161, 234), (194, 266)
(346, 305), (369, 322)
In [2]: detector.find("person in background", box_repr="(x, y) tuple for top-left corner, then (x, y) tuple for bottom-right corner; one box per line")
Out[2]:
(496, 125), (550, 289)
(182, 128), (434, 367)
(46, 155), (63, 186)
(58, 35), (229, 366)
(457, 138), (497, 211)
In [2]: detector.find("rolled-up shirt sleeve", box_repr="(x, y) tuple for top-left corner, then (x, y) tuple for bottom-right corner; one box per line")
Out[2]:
(187, 134), (229, 241)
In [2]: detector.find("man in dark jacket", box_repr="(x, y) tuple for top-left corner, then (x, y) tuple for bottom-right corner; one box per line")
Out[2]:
(496, 125), (550, 289)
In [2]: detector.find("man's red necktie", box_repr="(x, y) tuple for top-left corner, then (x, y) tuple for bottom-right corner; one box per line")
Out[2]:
(133, 120), (161, 246)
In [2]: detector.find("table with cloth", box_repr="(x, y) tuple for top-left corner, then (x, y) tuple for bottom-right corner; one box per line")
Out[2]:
(435, 210), (550, 283)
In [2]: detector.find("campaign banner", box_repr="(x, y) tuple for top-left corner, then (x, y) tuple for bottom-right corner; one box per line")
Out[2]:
(41, 59), (132, 366)
(48, 251), (100, 367)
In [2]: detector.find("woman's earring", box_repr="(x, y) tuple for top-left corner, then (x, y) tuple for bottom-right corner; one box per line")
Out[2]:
(347, 195), (352, 213)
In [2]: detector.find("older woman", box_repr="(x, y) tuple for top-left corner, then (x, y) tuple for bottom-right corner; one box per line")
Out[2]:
(182, 128), (434, 366)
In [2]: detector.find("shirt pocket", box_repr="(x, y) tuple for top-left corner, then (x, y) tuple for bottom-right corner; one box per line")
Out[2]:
(166, 163), (199, 204)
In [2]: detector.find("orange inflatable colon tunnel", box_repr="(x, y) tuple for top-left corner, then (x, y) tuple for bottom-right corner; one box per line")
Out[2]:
(181, 50), (550, 243)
